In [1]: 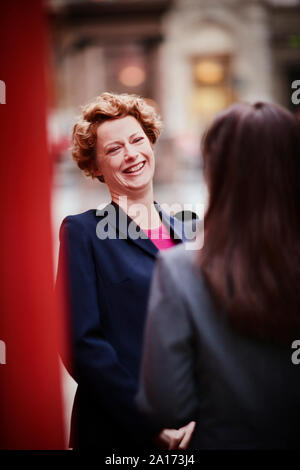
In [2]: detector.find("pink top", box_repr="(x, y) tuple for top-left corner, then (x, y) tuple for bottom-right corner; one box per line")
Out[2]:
(144, 223), (176, 251)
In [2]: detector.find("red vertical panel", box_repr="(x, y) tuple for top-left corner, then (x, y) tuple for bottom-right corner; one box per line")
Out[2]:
(0, 1), (66, 449)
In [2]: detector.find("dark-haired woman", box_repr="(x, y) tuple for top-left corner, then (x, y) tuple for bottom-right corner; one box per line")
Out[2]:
(137, 102), (300, 449)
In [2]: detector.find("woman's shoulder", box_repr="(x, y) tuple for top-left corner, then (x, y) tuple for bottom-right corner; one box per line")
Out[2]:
(60, 209), (97, 231)
(62, 208), (98, 224)
(158, 242), (199, 271)
(156, 245), (219, 323)
(157, 244), (202, 285)
(59, 209), (102, 242)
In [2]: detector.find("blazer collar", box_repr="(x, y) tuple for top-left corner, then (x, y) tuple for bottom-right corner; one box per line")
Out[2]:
(96, 200), (185, 258)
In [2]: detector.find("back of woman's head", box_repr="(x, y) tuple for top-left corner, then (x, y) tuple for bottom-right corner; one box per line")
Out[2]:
(200, 102), (300, 343)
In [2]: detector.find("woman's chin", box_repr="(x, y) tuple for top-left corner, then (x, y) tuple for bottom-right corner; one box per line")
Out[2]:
(121, 173), (153, 192)
(127, 180), (151, 191)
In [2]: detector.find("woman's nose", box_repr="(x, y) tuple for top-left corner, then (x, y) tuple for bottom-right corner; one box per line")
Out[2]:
(124, 143), (138, 160)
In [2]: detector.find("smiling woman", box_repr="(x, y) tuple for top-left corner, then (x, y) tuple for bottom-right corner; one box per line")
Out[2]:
(72, 92), (161, 181)
(95, 115), (155, 196)
(56, 92), (197, 451)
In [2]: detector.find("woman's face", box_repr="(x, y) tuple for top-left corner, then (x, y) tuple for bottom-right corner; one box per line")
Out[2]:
(95, 115), (155, 196)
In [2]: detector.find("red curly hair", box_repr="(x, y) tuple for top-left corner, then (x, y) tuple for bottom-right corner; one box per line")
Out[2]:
(72, 92), (162, 181)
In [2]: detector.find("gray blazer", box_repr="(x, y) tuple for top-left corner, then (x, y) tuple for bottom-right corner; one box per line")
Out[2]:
(136, 243), (300, 449)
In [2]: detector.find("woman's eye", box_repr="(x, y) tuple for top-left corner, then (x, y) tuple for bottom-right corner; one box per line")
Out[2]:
(134, 137), (144, 143)
(107, 147), (120, 154)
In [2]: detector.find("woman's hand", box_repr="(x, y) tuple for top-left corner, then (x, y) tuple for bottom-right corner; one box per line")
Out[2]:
(154, 421), (196, 450)
(154, 428), (184, 450)
(177, 421), (196, 449)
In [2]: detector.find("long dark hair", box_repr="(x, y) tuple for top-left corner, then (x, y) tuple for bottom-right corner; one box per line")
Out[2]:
(200, 102), (300, 343)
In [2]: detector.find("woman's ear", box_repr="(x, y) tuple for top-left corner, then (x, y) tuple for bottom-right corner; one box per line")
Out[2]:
(92, 161), (105, 182)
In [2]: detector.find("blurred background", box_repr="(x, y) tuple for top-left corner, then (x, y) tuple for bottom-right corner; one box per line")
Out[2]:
(46, 0), (300, 444)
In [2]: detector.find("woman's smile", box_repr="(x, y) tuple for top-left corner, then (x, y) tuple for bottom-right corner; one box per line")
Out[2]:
(123, 160), (146, 175)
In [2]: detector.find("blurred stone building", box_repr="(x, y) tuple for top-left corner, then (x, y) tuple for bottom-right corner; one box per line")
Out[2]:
(48, 0), (300, 186)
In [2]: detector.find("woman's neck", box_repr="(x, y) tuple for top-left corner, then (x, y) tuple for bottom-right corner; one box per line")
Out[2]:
(110, 188), (161, 230)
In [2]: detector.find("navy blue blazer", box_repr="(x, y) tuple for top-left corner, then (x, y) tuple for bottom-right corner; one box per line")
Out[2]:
(56, 201), (193, 450)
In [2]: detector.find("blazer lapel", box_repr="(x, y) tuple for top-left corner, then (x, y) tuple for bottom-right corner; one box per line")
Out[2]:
(96, 200), (184, 258)
(154, 201), (189, 243)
